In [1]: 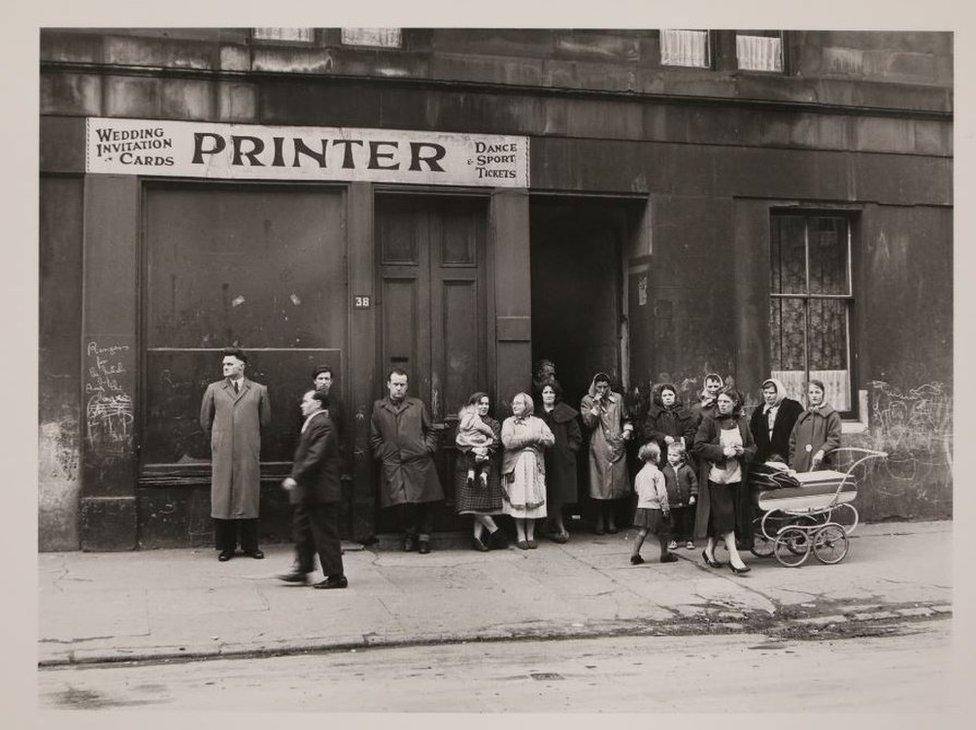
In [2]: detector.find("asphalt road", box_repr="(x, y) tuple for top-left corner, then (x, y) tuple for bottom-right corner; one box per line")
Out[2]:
(39, 617), (955, 713)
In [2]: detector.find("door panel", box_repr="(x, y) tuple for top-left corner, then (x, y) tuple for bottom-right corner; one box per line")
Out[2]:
(376, 194), (489, 527)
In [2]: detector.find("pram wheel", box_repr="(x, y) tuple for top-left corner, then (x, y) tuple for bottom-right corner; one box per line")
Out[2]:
(751, 517), (774, 558)
(812, 524), (850, 564)
(773, 527), (811, 567)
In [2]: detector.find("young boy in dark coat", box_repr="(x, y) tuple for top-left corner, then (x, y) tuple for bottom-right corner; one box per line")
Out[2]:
(661, 442), (699, 549)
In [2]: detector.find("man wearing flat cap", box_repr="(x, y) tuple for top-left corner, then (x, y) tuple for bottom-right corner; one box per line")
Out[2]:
(200, 347), (271, 561)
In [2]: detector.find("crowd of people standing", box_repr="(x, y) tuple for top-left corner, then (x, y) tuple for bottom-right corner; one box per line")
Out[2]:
(198, 347), (844, 589)
(446, 361), (845, 577)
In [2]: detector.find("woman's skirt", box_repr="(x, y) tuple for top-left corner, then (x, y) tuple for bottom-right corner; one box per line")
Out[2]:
(454, 452), (504, 516)
(502, 450), (547, 519)
(707, 480), (738, 536)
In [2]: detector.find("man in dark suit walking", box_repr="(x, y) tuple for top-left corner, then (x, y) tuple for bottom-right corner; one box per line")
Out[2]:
(278, 389), (347, 589)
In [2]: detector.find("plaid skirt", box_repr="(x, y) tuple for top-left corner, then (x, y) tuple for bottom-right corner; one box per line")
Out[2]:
(454, 452), (504, 515)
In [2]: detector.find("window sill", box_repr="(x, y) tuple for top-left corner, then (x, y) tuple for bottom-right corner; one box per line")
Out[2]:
(841, 389), (869, 434)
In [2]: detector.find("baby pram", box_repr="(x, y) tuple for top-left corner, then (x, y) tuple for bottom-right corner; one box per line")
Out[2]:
(748, 448), (888, 567)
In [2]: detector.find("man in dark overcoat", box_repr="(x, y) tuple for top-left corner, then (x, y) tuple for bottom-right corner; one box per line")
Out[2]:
(369, 368), (443, 554)
(278, 389), (347, 589)
(199, 348), (271, 561)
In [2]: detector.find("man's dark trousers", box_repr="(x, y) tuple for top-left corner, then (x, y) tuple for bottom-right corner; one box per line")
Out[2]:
(293, 502), (343, 577)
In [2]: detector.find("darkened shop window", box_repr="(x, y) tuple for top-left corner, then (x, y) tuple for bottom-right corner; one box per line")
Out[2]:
(769, 213), (855, 415)
(735, 30), (785, 73)
(140, 184), (346, 477)
(659, 29), (711, 68)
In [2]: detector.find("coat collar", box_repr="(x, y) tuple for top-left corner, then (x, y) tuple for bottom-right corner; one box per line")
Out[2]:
(380, 396), (413, 414)
(544, 401), (579, 423)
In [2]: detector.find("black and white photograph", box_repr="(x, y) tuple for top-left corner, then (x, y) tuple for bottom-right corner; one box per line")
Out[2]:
(11, 0), (972, 723)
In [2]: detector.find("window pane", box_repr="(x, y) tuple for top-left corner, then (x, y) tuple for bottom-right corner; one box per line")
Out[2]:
(341, 28), (401, 48)
(810, 298), (850, 410)
(660, 29), (709, 67)
(770, 215), (807, 294)
(769, 297), (807, 404)
(808, 216), (850, 295)
(769, 297), (806, 371)
(253, 28), (314, 42)
(736, 33), (783, 72)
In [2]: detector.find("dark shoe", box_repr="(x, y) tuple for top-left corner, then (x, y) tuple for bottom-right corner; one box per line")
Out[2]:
(466, 476), (474, 488)
(594, 526), (605, 536)
(402, 534), (417, 552)
(218, 550), (234, 562)
(550, 531), (569, 544)
(526, 539), (538, 549)
(277, 570), (309, 584)
(630, 554), (645, 565)
(472, 535), (489, 552)
(729, 563), (751, 575)
(702, 550), (722, 569)
(245, 549), (264, 560)
(660, 553), (679, 563)
(516, 540), (530, 550)
(418, 539), (431, 555)
(607, 525), (619, 535)
(313, 575), (349, 590)
(488, 530), (509, 550)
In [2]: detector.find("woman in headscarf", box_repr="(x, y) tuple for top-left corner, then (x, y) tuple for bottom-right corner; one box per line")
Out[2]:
(538, 380), (582, 543)
(641, 382), (697, 464)
(690, 372), (724, 429)
(581, 372), (634, 534)
(789, 379), (843, 472)
(501, 392), (556, 550)
(693, 388), (757, 574)
(749, 377), (804, 464)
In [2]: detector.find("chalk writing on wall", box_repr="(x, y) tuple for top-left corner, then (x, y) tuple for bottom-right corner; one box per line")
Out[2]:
(847, 380), (952, 507)
(85, 340), (133, 455)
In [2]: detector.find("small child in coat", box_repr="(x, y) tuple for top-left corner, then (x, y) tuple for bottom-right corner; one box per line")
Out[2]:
(456, 404), (496, 487)
(630, 442), (678, 565)
(662, 442), (699, 550)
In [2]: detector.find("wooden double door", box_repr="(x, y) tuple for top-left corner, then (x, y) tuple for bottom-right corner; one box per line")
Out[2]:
(375, 194), (491, 522)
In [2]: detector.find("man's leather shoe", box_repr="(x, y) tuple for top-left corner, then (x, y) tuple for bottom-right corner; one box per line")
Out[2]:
(218, 550), (234, 562)
(245, 549), (264, 560)
(418, 539), (431, 555)
(277, 571), (308, 584)
(313, 575), (348, 590)
(402, 535), (417, 552)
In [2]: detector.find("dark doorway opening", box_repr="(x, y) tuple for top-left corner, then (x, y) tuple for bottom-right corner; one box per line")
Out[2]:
(530, 197), (645, 406)
(530, 196), (647, 526)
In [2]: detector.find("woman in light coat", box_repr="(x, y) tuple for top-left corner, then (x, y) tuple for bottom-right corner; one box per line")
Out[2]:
(789, 379), (843, 472)
(580, 372), (634, 534)
(501, 392), (555, 550)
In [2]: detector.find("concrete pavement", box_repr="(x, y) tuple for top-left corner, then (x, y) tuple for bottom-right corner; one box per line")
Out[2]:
(38, 520), (952, 667)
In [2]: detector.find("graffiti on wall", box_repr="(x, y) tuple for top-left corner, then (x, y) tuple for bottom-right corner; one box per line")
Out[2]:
(851, 381), (952, 501)
(85, 340), (133, 456)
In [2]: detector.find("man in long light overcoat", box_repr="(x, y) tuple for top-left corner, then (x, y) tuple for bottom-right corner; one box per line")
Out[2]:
(369, 368), (443, 554)
(200, 348), (271, 561)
